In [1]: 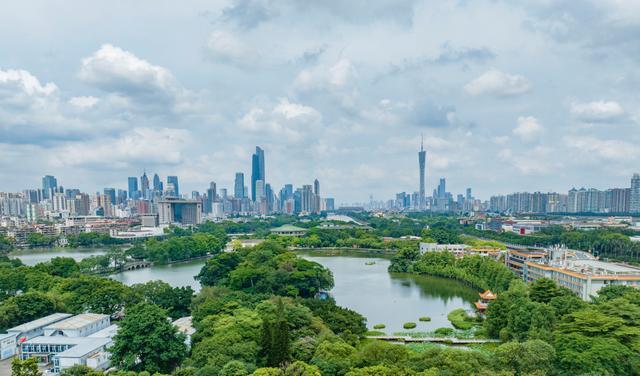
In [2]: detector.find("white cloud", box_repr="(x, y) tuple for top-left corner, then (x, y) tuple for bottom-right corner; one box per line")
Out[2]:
(464, 69), (531, 97)
(238, 98), (322, 142)
(79, 44), (183, 101)
(294, 58), (357, 91)
(570, 100), (625, 122)
(513, 116), (543, 141)
(565, 136), (637, 160)
(0, 69), (57, 108)
(52, 127), (191, 168)
(68, 96), (99, 109)
(206, 31), (258, 65)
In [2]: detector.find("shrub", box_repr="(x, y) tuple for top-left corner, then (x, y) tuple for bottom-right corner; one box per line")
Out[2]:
(434, 327), (455, 337)
(447, 308), (474, 330)
(373, 324), (386, 330)
(418, 316), (431, 322)
(403, 322), (417, 329)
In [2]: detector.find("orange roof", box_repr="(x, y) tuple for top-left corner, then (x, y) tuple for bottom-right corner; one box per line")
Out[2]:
(479, 290), (497, 300)
(474, 301), (488, 311)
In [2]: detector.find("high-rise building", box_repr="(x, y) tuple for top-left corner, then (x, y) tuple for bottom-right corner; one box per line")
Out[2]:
(42, 175), (58, 199)
(103, 188), (116, 205)
(251, 146), (265, 202)
(630, 174), (640, 213)
(418, 136), (426, 209)
(140, 172), (150, 194)
(167, 176), (180, 197)
(437, 178), (446, 198)
(205, 182), (217, 213)
(234, 173), (245, 198)
(153, 173), (163, 192)
(157, 198), (202, 225)
(255, 180), (266, 202)
(466, 188), (472, 200)
(127, 177), (139, 200)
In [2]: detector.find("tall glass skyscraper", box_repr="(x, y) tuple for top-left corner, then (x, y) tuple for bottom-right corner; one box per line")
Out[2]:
(234, 172), (245, 198)
(42, 175), (58, 199)
(153, 173), (163, 192)
(418, 136), (426, 209)
(167, 176), (180, 197)
(251, 146), (265, 202)
(127, 177), (138, 199)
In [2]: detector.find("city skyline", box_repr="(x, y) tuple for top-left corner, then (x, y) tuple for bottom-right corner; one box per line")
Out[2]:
(2, 2), (640, 201)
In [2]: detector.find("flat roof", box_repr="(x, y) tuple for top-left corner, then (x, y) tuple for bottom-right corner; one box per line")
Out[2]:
(572, 259), (640, 274)
(7, 313), (73, 334)
(57, 338), (111, 358)
(45, 314), (109, 330)
(88, 325), (118, 339)
(24, 336), (88, 345)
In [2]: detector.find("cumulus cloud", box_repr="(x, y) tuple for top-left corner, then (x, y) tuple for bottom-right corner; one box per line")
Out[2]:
(0, 69), (57, 108)
(294, 58), (357, 91)
(570, 100), (625, 122)
(52, 127), (191, 168)
(205, 30), (259, 65)
(513, 116), (543, 141)
(79, 44), (187, 110)
(565, 136), (638, 160)
(237, 98), (322, 142)
(68, 96), (99, 109)
(464, 69), (531, 97)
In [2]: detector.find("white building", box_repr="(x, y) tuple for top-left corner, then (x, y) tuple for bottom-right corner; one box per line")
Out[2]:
(44, 313), (110, 338)
(419, 242), (468, 255)
(0, 313), (73, 360)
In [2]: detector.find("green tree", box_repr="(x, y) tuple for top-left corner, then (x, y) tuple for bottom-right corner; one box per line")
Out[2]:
(109, 303), (187, 374)
(60, 364), (104, 376)
(261, 299), (291, 367)
(11, 357), (42, 376)
(528, 278), (561, 303)
(310, 340), (356, 376)
(0, 292), (56, 331)
(494, 340), (555, 375)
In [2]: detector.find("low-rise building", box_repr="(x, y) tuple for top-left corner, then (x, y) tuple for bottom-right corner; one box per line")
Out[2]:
(0, 313), (73, 360)
(419, 243), (468, 255)
(270, 224), (307, 237)
(44, 313), (110, 338)
(523, 258), (640, 301)
(505, 250), (547, 278)
(20, 336), (112, 374)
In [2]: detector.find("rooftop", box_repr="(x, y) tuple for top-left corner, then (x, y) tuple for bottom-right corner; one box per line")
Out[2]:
(87, 324), (118, 339)
(270, 224), (307, 232)
(173, 317), (195, 336)
(45, 313), (109, 330)
(7, 313), (73, 334)
(57, 338), (111, 358)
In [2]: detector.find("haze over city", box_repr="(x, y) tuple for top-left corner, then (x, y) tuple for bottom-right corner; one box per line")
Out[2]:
(2, 1), (639, 202)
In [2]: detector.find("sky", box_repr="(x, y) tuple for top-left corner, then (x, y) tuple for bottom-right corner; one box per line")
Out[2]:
(1, 0), (639, 203)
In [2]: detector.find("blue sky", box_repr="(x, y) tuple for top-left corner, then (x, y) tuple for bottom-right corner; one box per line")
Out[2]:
(1, 0), (639, 203)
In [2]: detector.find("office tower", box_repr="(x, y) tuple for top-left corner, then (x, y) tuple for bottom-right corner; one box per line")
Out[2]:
(234, 173), (245, 198)
(255, 180), (266, 202)
(313, 179), (320, 213)
(325, 198), (335, 211)
(128, 177), (139, 200)
(313, 179), (320, 195)
(205, 182), (216, 213)
(117, 189), (127, 205)
(42, 175), (58, 199)
(251, 146), (265, 202)
(466, 188), (472, 200)
(631, 174), (640, 213)
(437, 178), (446, 198)
(167, 176), (180, 197)
(153, 173), (163, 192)
(157, 198), (202, 225)
(103, 188), (116, 205)
(418, 136), (426, 208)
(301, 185), (313, 212)
(140, 172), (150, 193)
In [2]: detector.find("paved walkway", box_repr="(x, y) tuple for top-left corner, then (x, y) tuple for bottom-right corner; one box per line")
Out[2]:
(366, 335), (501, 344)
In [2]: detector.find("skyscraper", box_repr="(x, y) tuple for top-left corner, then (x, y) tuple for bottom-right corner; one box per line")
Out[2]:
(167, 176), (180, 197)
(251, 146), (265, 202)
(466, 188), (472, 200)
(104, 188), (116, 205)
(234, 172), (245, 198)
(631, 173), (640, 213)
(418, 136), (426, 209)
(127, 177), (139, 200)
(205, 182), (216, 213)
(140, 172), (150, 193)
(153, 173), (162, 192)
(437, 178), (446, 198)
(42, 175), (58, 199)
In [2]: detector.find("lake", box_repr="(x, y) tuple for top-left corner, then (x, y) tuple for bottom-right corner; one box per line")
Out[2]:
(11, 248), (478, 333)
